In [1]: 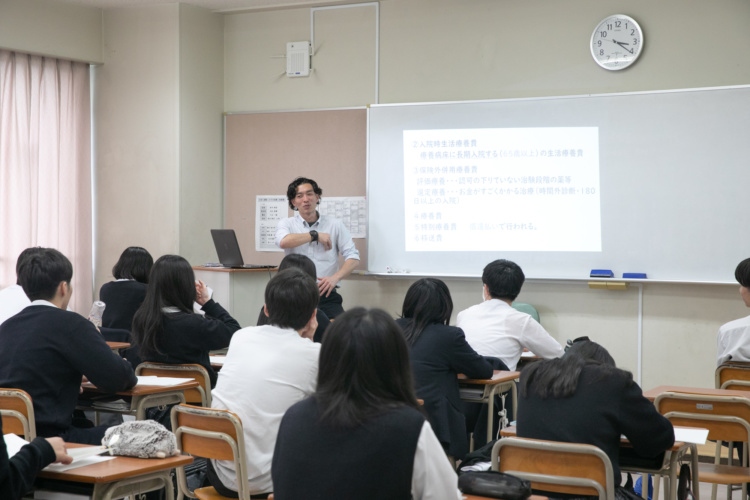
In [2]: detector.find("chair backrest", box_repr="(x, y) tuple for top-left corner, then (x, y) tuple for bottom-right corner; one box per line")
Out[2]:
(511, 302), (540, 324)
(0, 388), (36, 440)
(716, 362), (750, 390)
(171, 404), (250, 500)
(654, 392), (750, 454)
(491, 436), (615, 500)
(136, 362), (212, 406)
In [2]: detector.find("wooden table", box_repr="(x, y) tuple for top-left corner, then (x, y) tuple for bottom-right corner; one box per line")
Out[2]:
(36, 443), (192, 500)
(80, 379), (200, 420)
(105, 341), (130, 351)
(459, 370), (520, 445)
(642, 385), (750, 401)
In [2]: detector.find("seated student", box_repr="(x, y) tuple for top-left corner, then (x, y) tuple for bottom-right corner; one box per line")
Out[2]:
(717, 257), (750, 365)
(130, 254), (240, 388)
(517, 339), (674, 496)
(272, 307), (462, 500)
(0, 248), (137, 444)
(208, 268), (321, 498)
(457, 259), (564, 370)
(1, 418), (72, 500)
(256, 254), (330, 343)
(396, 278), (503, 461)
(99, 246), (153, 331)
(0, 247), (42, 326)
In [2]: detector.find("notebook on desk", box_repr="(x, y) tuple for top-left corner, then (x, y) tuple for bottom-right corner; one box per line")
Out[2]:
(210, 229), (274, 269)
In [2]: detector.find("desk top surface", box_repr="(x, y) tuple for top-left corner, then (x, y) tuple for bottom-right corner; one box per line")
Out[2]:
(105, 341), (130, 350)
(193, 266), (277, 273)
(643, 385), (750, 401)
(458, 370), (520, 385)
(82, 380), (200, 397)
(38, 444), (193, 483)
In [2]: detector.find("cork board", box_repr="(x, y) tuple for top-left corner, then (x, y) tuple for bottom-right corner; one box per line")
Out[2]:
(224, 108), (368, 268)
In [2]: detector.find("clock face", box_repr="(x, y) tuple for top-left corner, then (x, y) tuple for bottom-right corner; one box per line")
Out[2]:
(590, 15), (643, 71)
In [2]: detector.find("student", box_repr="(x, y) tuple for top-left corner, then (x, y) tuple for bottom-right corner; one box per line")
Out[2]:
(0, 248), (137, 444)
(130, 254), (240, 387)
(275, 176), (360, 318)
(256, 254), (330, 343)
(0, 247), (42, 326)
(717, 257), (750, 365)
(99, 246), (153, 330)
(272, 307), (462, 500)
(456, 259), (564, 371)
(517, 339), (674, 493)
(1, 418), (72, 500)
(208, 268), (321, 498)
(396, 278), (501, 460)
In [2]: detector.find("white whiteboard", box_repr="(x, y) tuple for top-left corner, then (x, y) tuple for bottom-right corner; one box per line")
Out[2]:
(367, 86), (750, 282)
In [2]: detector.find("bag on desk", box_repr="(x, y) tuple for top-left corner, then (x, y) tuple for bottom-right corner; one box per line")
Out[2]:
(103, 420), (179, 459)
(458, 470), (532, 500)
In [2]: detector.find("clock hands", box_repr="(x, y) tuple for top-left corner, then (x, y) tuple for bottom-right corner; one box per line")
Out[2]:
(612, 39), (634, 54)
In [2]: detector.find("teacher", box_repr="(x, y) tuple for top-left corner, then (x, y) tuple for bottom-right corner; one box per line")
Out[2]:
(275, 177), (360, 318)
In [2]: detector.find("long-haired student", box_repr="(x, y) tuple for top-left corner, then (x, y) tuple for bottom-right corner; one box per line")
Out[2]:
(272, 307), (461, 500)
(131, 254), (240, 387)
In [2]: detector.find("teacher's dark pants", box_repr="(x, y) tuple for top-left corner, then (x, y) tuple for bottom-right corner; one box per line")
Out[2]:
(318, 288), (344, 319)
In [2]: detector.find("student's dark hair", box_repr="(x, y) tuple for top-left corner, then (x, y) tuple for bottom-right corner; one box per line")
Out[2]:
(14, 247), (43, 285)
(17, 248), (73, 301)
(286, 177), (323, 210)
(132, 255), (196, 356)
(265, 268), (319, 330)
(112, 246), (153, 283)
(315, 307), (422, 428)
(520, 340), (631, 399)
(278, 253), (317, 280)
(736, 258), (750, 288)
(400, 278), (453, 346)
(482, 259), (525, 301)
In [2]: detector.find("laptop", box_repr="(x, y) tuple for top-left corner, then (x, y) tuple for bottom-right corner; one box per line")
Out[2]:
(210, 229), (274, 269)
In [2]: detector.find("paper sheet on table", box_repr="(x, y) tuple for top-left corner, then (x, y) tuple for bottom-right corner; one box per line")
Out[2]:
(521, 351), (536, 358)
(4, 432), (30, 458)
(43, 454), (115, 472)
(136, 375), (194, 386)
(674, 426), (709, 445)
(209, 356), (225, 365)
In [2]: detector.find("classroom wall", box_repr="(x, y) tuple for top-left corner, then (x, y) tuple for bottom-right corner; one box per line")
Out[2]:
(222, 0), (750, 389)
(94, 4), (224, 292)
(0, 0), (103, 64)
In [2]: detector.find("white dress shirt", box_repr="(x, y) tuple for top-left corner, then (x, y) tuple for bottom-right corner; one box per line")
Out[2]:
(211, 324), (320, 495)
(0, 284), (30, 326)
(274, 213), (360, 279)
(717, 314), (750, 365)
(412, 421), (463, 500)
(456, 298), (564, 370)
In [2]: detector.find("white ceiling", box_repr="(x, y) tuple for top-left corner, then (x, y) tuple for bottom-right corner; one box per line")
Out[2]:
(49, 0), (368, 13)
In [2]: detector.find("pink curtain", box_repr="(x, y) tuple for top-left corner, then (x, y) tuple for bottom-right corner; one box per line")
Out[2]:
(0, 50), (92, 314)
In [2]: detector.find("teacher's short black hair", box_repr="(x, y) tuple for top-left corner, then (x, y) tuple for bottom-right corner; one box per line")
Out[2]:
(18, 247), (73, 301)
(482, 259), (525, 302)
(265, 268), (319, 330)
(286, 177), (323, 210)
(736, 258), (750, 288)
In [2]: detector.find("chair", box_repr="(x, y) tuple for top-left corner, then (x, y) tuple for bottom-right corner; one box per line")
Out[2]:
(511, 302), (540, 324)
(136, 362), (212, 407)
(171, 404), (250, 500)
(715, 361), (750, 390)
(491, 436), (615, 500)
(655, 391), (750, 500)
(0, 388), (36, 440)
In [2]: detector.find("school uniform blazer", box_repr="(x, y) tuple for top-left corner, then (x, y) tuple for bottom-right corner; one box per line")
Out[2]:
(396, 318), (494, 459)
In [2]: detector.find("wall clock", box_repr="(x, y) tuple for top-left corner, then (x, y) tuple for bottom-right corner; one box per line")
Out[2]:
(591, 14), (643, 70)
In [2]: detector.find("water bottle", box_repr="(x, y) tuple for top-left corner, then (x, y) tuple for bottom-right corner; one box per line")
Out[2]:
(88, 301), (106, 328)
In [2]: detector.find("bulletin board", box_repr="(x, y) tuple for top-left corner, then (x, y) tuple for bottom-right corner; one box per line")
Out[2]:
(223, 108), (368, 268)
